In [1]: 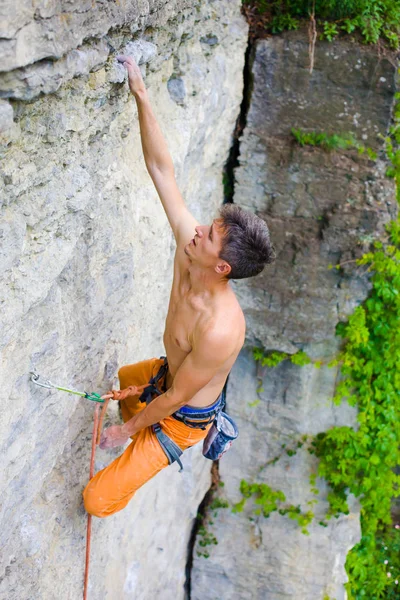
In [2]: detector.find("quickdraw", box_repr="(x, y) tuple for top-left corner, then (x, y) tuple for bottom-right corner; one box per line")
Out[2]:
(30, 370), (104, 403)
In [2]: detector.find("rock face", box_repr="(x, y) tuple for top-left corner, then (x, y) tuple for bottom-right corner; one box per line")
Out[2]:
(0, 1), (247, 598)
(2, 6), (397, 598)
(190, 32), (397, 600)
(234, 32), (397, 354)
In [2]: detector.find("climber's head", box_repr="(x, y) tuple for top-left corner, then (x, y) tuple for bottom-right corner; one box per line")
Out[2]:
(185, 205), (275, 280)
(217, 204), (276, 280)
(185, 219), (229, 277)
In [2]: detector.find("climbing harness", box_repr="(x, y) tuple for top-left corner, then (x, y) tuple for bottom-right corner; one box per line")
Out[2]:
(170, 381), (239, 462)
(172, 393), (225, 429)
(139, 357), (185, 471)
(142, 358), (238, 468)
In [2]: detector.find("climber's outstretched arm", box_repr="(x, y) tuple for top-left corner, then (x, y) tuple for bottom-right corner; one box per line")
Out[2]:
(117, 55), (198, 244)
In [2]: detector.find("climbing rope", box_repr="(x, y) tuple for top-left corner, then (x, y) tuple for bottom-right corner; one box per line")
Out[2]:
(83, 403), (100, 600)
(30, 370), (152, 599)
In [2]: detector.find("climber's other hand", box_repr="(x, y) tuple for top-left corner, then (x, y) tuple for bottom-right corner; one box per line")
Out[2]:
(99, 425), (129, 449)
(116, 55), (146, 96)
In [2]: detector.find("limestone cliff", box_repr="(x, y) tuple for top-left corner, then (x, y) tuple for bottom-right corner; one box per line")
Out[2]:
(0, 2), (247, 598)
(2, 3), (397, 599)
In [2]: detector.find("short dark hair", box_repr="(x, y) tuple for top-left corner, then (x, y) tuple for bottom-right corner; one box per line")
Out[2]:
(218, 204), (276, 280)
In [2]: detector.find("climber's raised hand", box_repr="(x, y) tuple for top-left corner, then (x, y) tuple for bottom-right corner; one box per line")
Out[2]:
(117, 55), (146, 97)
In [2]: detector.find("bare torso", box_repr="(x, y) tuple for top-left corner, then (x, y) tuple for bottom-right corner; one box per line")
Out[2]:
(163, 244), (245, 408)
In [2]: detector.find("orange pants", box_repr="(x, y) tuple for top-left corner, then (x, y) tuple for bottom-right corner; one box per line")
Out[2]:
(83, 357), (211, 518)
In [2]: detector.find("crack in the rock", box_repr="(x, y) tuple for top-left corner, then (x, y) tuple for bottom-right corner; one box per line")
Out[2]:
(223, 38), (254, 204)
(317, 208), (332, 241)
(184, 462), (220, 600)
(184, 371), (230, 598)
(184, 22), (257, 600)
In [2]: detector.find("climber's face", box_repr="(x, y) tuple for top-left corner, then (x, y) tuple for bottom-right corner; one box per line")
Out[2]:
(185, 219), (231, 277)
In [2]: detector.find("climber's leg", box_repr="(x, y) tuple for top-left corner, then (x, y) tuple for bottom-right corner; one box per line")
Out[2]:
(83, 415), (210, 518)
(83, 423), (168, 517)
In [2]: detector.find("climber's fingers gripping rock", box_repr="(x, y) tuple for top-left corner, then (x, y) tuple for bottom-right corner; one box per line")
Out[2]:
(117, 55), (146, 96)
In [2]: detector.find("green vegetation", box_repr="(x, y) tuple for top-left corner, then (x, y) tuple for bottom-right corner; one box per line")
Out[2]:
(196, 485), (229, 559)
(253, 347), (315, 367)
(242, 0), (400, 48)
(244, 102), (400, 597)
(196, 524), (218, 558)
(385, 93), (400, 197)
(376, 524), (400, 598)
(248, 398), (261, 407)
(209, 497), (229, 511)
(236, 8), (400, 596)
(249, 285), (400, 593)
(232, 480), (316, 535)
(249, 218), (400, 596)
(311, 94), (400, 599)
(310, 218), (400, 595)
(291, 128), (377, 159)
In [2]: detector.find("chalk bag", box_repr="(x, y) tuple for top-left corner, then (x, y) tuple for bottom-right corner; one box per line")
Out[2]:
(202, 411), (238, 461)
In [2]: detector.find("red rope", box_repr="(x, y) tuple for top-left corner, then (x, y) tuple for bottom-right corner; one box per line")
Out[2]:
(82, 381), (152, 599)
(96, 398), (111, 446)
(83, 403), (99, 600)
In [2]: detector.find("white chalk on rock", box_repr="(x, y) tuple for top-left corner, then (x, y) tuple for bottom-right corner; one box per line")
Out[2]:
(125, 40), (157, 65)
(0, 100), (14, 133)
(109, 40), (158, 84)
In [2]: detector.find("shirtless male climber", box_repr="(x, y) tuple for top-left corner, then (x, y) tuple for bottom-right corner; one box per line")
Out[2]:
(83, 55), (276, 518)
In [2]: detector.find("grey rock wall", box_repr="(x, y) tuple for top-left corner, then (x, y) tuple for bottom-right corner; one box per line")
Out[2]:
(191, 32), (397, 600)
(192, 348), (361, 600)
(0, 1), (248, 598)
(235, 32), (397, 354)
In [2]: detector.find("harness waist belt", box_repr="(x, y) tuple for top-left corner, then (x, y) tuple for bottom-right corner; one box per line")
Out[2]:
(172, 392), (225, 429)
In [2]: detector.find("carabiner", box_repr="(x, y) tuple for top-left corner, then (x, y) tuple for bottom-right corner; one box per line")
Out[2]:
(30, 370), (54, 390)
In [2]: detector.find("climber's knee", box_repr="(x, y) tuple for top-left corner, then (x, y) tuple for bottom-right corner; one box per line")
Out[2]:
(83, 483), (111, 518)
(83, 478), (135, 518)
(118, 365), (130, 384)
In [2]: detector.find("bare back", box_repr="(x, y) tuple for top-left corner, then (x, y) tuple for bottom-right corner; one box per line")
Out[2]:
(163, 239), (245, 408)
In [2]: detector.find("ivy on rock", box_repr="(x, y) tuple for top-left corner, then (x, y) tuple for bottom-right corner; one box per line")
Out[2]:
(242, 0), (400, 48)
